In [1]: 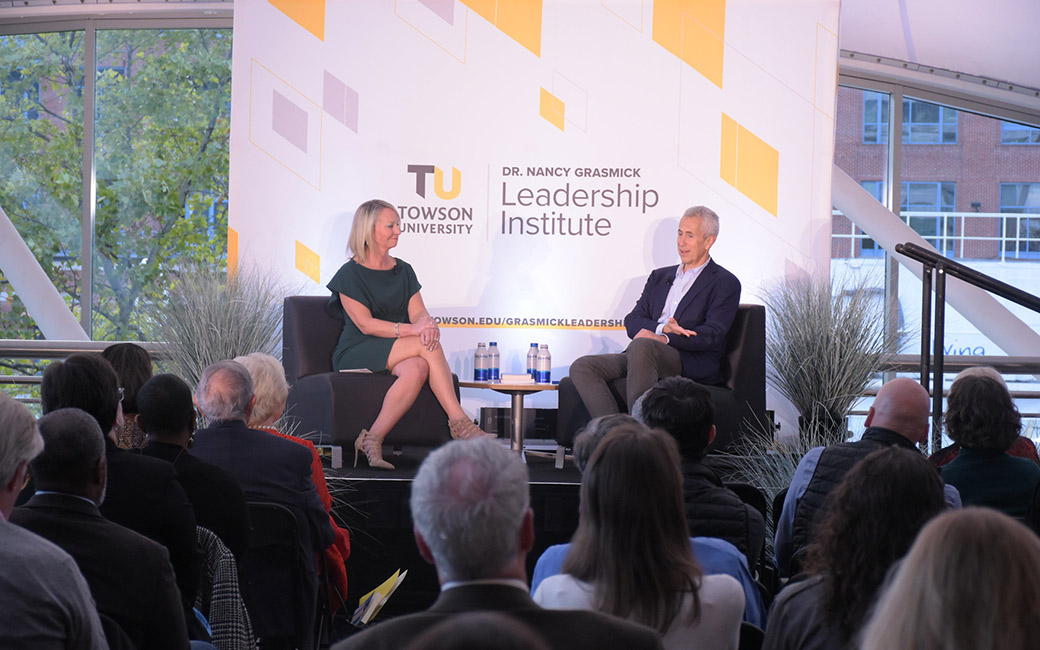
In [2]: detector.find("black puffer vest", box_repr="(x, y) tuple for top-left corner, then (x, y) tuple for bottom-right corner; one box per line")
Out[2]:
(790, 428), (917, 571)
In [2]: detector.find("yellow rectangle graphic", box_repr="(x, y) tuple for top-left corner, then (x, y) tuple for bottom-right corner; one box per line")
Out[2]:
(295, 240), (322, 284)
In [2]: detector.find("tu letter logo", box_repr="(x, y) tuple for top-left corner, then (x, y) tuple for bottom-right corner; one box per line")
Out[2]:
(407, 164), (461, 200)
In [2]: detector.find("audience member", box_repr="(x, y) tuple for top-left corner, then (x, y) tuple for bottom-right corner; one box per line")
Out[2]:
(940, 374), (1040, 519)
(233, 352), (351, 603)
(191, 359), (333, 650)
(930, 367), (1039, 466)
(532, 413), (765, 628)
(404, 612), (551, 650)
(534, 423), (743, 650)
(774, 376), (959, 576)
(102, 342), (154, 449)
(572, 413), (641, 473)
(39, 353), (202, 619)
(860, 508), (1040, 650)
(333, 437), (664, 650)
(11, 408), (190, 650)
(632, 376), (765, 567)
(763, 447), (946, 650)
(137, 373), (250, 557)
(0, 395), (107, 650)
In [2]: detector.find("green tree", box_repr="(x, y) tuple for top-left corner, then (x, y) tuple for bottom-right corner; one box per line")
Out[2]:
(0, 28), (232, 346)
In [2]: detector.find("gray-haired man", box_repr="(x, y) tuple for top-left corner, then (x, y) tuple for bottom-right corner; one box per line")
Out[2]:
(334, 438), (663, 650)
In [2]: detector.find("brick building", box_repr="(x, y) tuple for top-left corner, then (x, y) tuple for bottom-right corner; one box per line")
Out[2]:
(832, 86), (1040, 261)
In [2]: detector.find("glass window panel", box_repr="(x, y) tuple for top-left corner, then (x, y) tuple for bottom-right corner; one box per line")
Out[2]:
(1002, 121), (1040, 145)
(0, 31), (85, 340)
(899, 97), (958, 144)
(861, 91), (890, 144)
(838, 87), (891, 259)
(91, 28), (232, 340)
(914, 102), (940, 123)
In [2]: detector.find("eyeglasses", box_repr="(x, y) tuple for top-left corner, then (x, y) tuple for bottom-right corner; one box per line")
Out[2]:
(118, 387), (125, 403)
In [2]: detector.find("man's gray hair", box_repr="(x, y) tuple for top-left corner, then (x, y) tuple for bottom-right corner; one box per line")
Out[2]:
(196, 360), (255, 424)
(0, 393), (43, 486)
(410, 438), (530, 582)
(682, 205), (720, 238)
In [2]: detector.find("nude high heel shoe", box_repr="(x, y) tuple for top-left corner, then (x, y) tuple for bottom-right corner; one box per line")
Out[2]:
(448, 417), (495, 440)
(354, 429), (395, 470)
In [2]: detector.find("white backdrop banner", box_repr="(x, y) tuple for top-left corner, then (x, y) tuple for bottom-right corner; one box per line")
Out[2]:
(229, 0), (840, 412)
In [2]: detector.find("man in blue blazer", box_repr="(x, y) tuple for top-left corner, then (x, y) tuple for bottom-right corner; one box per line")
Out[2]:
(191, 360), (333, 650)
(570, 205), (741, 416)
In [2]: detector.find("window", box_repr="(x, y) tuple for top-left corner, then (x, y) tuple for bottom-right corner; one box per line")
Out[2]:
(903, 99), (958, 144)
(862, 93), (958, 144)
(863, 92), (889, 144)
(1001, 121), (1040, 145)
(856, 181), (885, 256)
(0, 25), (232, 342)
(1000, 183), (1040, 258)
(902, 181), (957, 254)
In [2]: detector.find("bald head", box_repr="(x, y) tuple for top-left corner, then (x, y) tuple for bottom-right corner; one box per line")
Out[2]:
(867, 377), (930, 443)
(195, 360), (255, 424)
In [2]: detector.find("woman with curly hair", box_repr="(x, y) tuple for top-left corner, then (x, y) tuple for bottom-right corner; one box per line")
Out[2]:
(861, 507), (1040, 650)
(762, 446), (946, 650)
(940, 374), (1040, 519)
(534, 422), (744, 650)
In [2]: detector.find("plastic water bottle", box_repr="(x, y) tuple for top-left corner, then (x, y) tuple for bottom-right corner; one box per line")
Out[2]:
(488, 342), (500, 382)
(474, 342), (488, 382)
(536, 344), (551, 384)
(527, 343), (539, 379)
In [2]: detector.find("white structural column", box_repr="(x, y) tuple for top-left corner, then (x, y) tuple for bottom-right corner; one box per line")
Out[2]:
(831, 165), (1040, 356)
(0, 205), (88, 340)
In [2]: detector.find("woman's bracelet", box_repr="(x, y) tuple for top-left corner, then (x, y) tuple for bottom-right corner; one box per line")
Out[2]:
(394, 322), (400, 338)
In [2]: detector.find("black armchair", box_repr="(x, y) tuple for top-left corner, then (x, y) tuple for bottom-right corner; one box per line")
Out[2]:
(282, 295), (457, 447)
(556, 304), (766, 453)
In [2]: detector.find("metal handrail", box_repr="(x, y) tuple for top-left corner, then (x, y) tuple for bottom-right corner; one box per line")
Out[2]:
(894, 242), (1040, 450)
(0, 340), (171, 360)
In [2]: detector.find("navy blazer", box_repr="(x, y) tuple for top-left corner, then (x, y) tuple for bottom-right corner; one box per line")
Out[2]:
(623, 258), (741, 385)
(189, 419), (334, 556)
(191, 420), (335, 647)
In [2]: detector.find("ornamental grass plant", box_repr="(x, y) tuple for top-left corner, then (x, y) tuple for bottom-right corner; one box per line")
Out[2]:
(763, 274), (897, 446)
(718, 274), (899, 549)
(148, 262), (284, 389)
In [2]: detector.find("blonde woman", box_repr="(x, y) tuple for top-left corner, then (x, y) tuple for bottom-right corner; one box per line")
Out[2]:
(326, 200), (488, 470)
(861, 508), (1040, 650)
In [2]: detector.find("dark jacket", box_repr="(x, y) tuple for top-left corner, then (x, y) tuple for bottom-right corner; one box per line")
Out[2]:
(99, 438), (202, 613)
(332, 584), (663, 650)
(790, 427), (915, 570)
(623, 260), (741, 385)
(11, 493), (190, 650)
(683, 460), (765, 567)
(140, 440), (251, 558)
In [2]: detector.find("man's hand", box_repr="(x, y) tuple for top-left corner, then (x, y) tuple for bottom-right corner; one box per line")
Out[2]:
(663, 318), (696, 338)
(634, 328), (668, 344)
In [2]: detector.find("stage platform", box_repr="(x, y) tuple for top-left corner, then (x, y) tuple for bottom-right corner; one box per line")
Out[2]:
(324, 440), (582, 643)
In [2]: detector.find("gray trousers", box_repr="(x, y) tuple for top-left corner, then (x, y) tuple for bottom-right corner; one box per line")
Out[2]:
(569, 337), (683, 417)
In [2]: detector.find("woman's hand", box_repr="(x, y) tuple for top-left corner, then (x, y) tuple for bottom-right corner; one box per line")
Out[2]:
(415, 315), (440, 350)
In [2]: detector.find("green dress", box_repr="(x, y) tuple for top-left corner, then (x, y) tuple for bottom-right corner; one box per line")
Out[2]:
(326, 258), (422, 372)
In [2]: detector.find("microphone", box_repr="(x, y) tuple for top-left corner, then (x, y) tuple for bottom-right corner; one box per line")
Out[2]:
(392, 264), (401, 275)
(665, 277), (674, 286)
